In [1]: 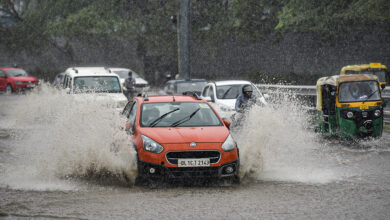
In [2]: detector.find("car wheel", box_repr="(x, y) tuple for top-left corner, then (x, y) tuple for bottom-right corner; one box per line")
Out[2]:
(6, 84), (12, 94)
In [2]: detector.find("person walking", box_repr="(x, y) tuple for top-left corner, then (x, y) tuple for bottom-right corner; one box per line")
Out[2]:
(124, 71), (136, 100)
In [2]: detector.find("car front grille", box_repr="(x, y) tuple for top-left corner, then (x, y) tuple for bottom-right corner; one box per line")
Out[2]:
(166, 151), (221, 165)
(165, 167), (219, 178)
(136, 84), (148, 88)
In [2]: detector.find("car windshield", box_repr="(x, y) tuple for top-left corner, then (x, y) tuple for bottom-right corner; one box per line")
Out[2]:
(176, 81), (207, 93)
(112, 70), (140, 79)
(6, 69), (28, 77)
(216, 84), (260, 99)
(338, 81), (381, 102)
(360, 70), (387, 82)
(141, 102), (222, 127)
(73, 76), (121, 93)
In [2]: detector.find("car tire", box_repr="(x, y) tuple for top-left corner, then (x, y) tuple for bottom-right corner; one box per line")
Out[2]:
(6, 84), (12, 94)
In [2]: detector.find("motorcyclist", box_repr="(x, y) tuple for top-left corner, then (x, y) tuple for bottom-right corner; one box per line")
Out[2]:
(235, 85), (257, 113)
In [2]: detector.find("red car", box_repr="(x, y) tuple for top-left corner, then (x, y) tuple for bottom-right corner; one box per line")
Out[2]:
(0, 67), (39, 94)
(122, 93), (240, 184)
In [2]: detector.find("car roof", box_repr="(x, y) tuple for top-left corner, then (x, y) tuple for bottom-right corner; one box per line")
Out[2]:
(135, 95), (207, 103)
(0, 67), (25, 71)
(65, 67), (119, 77)
(212, 80), (252, 86)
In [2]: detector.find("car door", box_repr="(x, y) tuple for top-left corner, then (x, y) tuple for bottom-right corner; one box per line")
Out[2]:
(0, 70), (6, 91)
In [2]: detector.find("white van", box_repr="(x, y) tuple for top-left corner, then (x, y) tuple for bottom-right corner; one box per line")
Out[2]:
(62, 67), (128, 109)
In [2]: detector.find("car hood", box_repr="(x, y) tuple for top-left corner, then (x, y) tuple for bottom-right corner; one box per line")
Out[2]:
(140, 126), (229, 144)
(74, 93), (127, 102)
(216, 99), (236, 110)
(10, 76), (38, 82)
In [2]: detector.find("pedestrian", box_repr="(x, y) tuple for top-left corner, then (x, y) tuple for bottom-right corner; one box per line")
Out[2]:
(124, 71), (136, 100)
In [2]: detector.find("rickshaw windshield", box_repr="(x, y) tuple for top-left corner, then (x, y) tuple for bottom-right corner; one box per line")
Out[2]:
(360, 70), (387, 82)
(338, 81), (381, 103)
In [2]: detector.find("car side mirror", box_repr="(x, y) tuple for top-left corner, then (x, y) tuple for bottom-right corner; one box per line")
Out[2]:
(65, 87), (71, 94)
(383, 100), (387, 108)
(381, 84), (386, 90)
(223, 119), (231, 129)
(125, 122), (132, 132)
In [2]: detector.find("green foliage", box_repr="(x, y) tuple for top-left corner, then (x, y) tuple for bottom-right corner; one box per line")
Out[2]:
(276, 0), (390, 35)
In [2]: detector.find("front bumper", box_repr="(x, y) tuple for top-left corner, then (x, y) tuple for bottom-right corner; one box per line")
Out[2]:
(138, 160), (239, 179)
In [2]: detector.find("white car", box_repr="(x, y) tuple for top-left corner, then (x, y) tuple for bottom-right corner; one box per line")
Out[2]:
(108, 68), (150, 93)
(201, 80), (267, 118)
(61, 67), (128, 109)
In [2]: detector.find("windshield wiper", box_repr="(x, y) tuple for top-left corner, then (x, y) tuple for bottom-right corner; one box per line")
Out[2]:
(362, 89), (379, 103)
(149, 108), (180, 127)
(221, 87), (232, 99)
(170, 108), (201, 127)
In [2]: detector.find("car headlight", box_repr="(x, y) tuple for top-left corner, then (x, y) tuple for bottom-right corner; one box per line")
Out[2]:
(14, 81), (23, 85)
(374, 109), (381, 117)
(347, 112), (354, 118)
(222, 134), (236, 152)
(141, 135), (164, 153)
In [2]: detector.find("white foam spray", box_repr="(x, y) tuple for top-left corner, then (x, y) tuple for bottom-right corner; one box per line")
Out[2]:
(235, 92), (340, 184)
(0, 84), (137, 190)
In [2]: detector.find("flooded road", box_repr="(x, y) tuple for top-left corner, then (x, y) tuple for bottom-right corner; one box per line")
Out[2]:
(1, 87), (389, 219)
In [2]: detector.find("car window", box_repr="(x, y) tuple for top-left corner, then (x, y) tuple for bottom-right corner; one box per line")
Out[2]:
(0, 70), (5, 77)
(140, 102), (222, 127)
(128, 101), (138, 125)
(73, 76), (121, 93)
(5, 69), (28, 77)
(216, 84), (261, 99)
(122, 101), (134, 117)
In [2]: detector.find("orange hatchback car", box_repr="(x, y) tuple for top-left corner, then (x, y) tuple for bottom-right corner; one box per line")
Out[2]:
(122, 93), (239, 184)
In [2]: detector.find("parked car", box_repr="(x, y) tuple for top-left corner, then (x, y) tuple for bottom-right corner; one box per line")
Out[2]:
(0, 67), (39, 94)
(61, 67), (128, 109)
(122, 93), (239, 184)
(200, 80), (267, 118)
(108, 68), (150, 93)
(161, 79), (207, 95)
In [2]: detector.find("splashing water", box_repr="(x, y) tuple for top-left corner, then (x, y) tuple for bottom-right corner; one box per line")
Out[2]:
(235, 92), (341, 184)
(0, 84), (137, 190)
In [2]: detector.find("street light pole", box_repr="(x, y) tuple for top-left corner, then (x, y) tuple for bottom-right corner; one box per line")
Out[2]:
(178, 0), (190, 80)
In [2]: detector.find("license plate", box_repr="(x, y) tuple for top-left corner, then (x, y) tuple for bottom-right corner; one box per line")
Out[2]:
(27, 84), (36, 88)
(360, 104), (369, 110)
(178, 158), (210, 167)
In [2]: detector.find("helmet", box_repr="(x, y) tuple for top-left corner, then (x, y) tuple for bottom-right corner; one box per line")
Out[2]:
(242, 85), (253, 93)
(242, 85), (253, 98)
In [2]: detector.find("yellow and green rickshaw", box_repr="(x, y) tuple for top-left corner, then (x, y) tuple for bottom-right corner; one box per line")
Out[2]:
(315, 74), (386, 138)
(340, 63), (389, 89)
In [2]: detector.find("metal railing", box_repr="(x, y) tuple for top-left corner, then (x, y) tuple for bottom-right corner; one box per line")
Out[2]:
(256, 84), (390, 125)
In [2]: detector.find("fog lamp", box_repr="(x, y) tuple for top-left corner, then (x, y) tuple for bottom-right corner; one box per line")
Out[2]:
(225, 166), (234, 174)
(149, 168), (156, 174)
(347, 112), (354, 118)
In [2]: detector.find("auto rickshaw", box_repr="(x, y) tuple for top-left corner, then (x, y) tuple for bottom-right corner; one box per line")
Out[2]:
(315, 74), (386, 139)
(340, 63), (389, 89)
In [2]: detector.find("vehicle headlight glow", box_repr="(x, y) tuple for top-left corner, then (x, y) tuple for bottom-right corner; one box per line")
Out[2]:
(347, 112), (354, 118)
(374, 109), (381, 117)
(141, 135), (164, 153)
(222, 134), (236, 152)
(14, 81), (23, 85)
